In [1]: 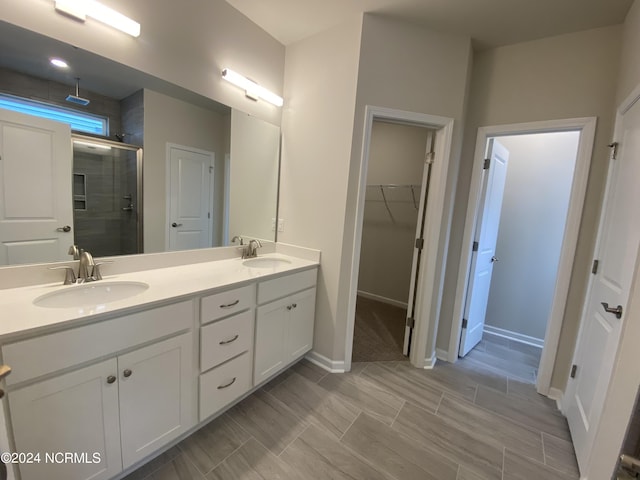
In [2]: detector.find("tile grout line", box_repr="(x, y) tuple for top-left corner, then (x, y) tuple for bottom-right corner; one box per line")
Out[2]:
(277, 423), (311, 458)
(456, 463), (461, 480)
(541, 431), (547, 466)
(389, 399), (406, 428)
(203, 436), (252, 476)
(339, 410), (362, 441)
(434, 392), (444, 415)
(502, 447), (506, 480)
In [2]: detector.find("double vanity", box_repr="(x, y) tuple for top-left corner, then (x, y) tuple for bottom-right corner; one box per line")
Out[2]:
(0, 248), (319, 480)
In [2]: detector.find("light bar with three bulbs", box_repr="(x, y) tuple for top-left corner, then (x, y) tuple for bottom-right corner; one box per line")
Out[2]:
(222, 68), (283, 107)
(54, 0), (141, 37)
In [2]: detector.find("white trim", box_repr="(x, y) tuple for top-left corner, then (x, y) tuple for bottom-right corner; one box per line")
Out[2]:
(436, 348), (449, 362)
(448, 117), (597, 399)
(483, 325), (544, 349)
(424, 352), (437, 369)
(344, 105), (455, 373)
(305, 351), (346, 373)
(357, 290), (408, 309)
(548, 387), (565, 413)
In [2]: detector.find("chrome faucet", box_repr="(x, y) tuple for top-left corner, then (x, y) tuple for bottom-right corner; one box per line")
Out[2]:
(231, 235), (244, 245)
(78, 250), (95, 282)
(244, 239), (262, 259)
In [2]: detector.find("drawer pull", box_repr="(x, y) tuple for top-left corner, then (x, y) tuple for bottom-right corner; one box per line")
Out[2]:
(217, 377), (237, 389)
(219, 334), (239, 345)
(220, 299), (240, 309)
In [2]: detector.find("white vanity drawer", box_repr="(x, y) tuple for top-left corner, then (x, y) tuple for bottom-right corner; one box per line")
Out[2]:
(201, 284), (255, 324)
(199, 352), (251, 421)
(200, 309), (253, 371)
(257, 268), (317, 305)
(2, 300), (194, 386)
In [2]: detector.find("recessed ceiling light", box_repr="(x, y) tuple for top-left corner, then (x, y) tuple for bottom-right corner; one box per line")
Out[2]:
(50, 58), (69, 68)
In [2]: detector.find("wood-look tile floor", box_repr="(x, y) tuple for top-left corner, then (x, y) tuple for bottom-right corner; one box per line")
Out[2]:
(124, 341), (579, 480)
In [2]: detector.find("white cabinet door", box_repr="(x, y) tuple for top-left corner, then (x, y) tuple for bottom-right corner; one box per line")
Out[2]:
(254, 297), (289, 385)
(118, 332), (194, 469)
(9, 359), (121, 480)
(286, 288), (316, 361)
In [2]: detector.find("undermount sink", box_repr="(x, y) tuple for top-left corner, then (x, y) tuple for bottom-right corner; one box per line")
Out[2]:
(242, 257), (292, 269)
(34, 281), (149, 309)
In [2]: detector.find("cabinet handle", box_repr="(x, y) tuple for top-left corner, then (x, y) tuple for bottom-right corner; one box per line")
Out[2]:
(107, 375), (116, 384)
(219, 334), (239, 345)
(286, 305), (292, 311)
(123, 369), (132, 378)
(217, 377), (237, 390)
(220, 299), (240, 309)
(292, 303), (297, 309)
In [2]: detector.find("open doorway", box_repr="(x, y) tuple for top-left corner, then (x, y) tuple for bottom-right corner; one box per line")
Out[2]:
(450, 118), (596, 396)
(353, 120), (434, 362)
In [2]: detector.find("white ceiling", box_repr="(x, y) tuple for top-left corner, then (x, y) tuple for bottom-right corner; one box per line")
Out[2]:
(225, 0), (633, 49)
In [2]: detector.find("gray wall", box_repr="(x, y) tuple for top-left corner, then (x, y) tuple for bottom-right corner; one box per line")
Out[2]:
(485, 132), (580, 341)
(437, 25), (622, 391)
(358, 121), (428, 305)
(143, 89), (229, 253)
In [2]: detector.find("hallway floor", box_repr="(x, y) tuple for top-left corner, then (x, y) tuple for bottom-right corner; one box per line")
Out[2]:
(124, 347), (580, 480)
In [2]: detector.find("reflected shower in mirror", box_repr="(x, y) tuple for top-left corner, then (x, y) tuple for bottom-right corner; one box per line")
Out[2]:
(0, 20), (281, 267)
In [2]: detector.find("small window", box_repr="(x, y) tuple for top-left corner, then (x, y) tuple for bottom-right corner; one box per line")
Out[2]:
(0, 93), (108, 136)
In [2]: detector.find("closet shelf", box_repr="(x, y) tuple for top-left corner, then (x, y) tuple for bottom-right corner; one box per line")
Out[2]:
(366, 184), (421, 214)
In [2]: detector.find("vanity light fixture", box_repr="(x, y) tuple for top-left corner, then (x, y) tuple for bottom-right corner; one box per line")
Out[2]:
(54, 0), (141, 38)
(73, 140), (112, 151)
(50, 58), (69, 68)
(221, 68), (283, 107)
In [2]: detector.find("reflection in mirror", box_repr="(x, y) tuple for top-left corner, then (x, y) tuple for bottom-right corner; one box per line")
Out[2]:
(0, 20), (281, 267)
(72, 137), (142, 257)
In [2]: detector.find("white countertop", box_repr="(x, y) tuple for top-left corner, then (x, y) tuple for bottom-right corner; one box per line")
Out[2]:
(0, 253), (318, 342)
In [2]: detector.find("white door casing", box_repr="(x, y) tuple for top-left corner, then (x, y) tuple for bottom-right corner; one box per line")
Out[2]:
(565, 97), (640, 473)
(167, 144), (213, 251)
(0, 109), (73, 265)
(459, 139), (509, 356)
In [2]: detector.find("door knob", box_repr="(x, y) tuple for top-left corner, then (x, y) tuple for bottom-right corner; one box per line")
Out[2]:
(601, 302), (623, 319)
(171, 222), (183, 228)
(491, 256), (499, 263)
(56, 225), (72, 232)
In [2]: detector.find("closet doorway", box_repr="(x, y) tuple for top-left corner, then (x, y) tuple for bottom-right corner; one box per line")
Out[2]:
(352, 120), (434, 362)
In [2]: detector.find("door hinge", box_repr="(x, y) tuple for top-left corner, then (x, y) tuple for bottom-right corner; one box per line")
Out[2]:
(483, 158), (490, 170)
(208, 212), (211, 219)
(425, 151), (435, 164)
(608, 142), (619, 160)
(570, 364), (578, 379)
(462, 318), (468, 329)
(592, 259), (599, 275)
(415, 238), (424, 250)
(406, 317), (415, 329)
(472, 241), (479, 252)
(209, 166), (213, 173)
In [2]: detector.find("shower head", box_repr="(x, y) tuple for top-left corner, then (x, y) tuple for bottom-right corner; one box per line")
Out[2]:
(66, 78), (90, 106)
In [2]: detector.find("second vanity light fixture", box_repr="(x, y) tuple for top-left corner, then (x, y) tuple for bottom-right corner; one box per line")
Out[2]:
(54, 0), (141, 37)
(222, 68), (283, 107)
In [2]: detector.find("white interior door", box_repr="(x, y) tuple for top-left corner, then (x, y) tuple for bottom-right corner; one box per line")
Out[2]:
(404, 131), (434, 355)
(459, 138), (509, 356)
(0, 109), (73, 265)
(565, 97), (640, 473)
(168, 145), (213, 251)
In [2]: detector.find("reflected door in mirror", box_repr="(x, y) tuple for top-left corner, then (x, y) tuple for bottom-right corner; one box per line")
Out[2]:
(0, 109), (73, 265)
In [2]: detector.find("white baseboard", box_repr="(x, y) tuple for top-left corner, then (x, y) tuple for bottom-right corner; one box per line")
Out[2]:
(423, 352), (437, 369)
(305, 351), (345, 373)
(548, 387), (565, 412)
(483, 325), (544, 348)
(435, 348), (449, 363)
(357, 290), (408, 309)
